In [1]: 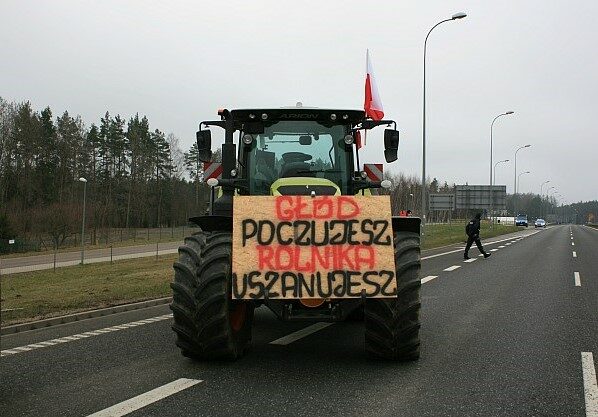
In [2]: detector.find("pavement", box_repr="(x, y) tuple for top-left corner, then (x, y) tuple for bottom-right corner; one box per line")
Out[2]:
(1, 225), (596, 416)
(0, 241), (182, 274)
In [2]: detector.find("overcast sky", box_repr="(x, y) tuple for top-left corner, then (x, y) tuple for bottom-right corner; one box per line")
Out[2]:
(1, 0), (596, 203)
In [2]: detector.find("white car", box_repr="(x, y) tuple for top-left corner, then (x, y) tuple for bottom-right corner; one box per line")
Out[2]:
(534, 218), (546, 228)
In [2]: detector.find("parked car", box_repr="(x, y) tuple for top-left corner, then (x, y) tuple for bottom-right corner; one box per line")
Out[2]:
(534, 218), (546, 228)
(515, 214), (528, 227)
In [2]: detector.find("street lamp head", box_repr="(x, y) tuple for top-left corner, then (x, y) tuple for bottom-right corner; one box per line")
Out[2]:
(503, 159), (510, 162)
(78, 177), (87, 183)
(524, 144), (531, 148)
(452, 12), (467, 20)
(506, 111), (514, 115)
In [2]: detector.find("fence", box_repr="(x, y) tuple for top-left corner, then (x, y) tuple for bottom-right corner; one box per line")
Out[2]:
(0, 225), (192, 255)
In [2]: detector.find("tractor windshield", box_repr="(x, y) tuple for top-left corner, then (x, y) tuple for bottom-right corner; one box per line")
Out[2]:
(245, 121), (350, 195)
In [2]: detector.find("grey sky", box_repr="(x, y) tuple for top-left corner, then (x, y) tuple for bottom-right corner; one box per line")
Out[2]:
(1, 0), (596, 203)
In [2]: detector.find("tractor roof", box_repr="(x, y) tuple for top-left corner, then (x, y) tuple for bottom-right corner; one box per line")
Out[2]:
(228, 107), (366, 124)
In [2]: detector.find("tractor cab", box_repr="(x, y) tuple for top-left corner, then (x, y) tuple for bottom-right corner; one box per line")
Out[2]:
(196, 106), (400, 215)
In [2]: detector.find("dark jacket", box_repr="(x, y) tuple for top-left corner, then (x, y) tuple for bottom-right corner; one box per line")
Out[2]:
(466, 217), (481, 237)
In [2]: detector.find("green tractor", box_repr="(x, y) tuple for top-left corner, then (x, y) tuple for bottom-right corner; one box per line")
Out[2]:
(170, 105), (421, 360)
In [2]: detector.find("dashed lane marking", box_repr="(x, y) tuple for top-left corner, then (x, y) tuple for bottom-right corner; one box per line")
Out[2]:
(573, 251), (578, 258)
(490, 249), (499, 252)
(420, 233), (535, 261)
(0, 314), (173, 357)
(575, 272), (581, 287)
(443, 265), (461, 272)
(463, 258), (477, 263)
(505, 243), (512, 246)
(270, 322), (333, 345)
(499, 245), (506, 248)
(572, 242), (575, 246)
(581, 352), (598, 417)
(421, 275), (438, 284)
(87, 378), (202, 417)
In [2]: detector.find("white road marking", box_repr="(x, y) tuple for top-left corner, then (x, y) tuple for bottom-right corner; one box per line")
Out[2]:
(421, 275), (438, 284)
(443, 265), (461, 271)
(464, 258), (477, 263)
(0, 314), (173, 357)
(574, 272), (581, 287)
(420, 234), (531, 261)
(572, 242), (575, 246)
(581, 352), (598, 417)
(573, 251), (577, 258)
(490, 249), (499, 252)
(571, 236), (574, 240)
(87, 378), (202, 417)
(270, 322), (333, 345)
(499, 245), (506, 248)
(505, 243), (512, 245)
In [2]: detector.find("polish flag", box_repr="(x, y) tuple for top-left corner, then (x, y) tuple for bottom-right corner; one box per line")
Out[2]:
(364, 49), (384, 121)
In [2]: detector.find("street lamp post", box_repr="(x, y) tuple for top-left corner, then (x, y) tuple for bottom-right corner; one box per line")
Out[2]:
(421, 11), (467, 234)
(514, 144), (531, 195)
(540, 180), (550, 218)
(517, 170), (530, 194)
(493, 159), (509, 186)
(79, 177), (87, 265)
(489, 111), (514, 226)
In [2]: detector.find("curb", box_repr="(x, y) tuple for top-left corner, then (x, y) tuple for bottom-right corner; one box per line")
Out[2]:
(1, 297), (172, 335)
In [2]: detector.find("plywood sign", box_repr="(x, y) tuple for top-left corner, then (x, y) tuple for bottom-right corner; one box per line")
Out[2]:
(231, 196), (396, 299)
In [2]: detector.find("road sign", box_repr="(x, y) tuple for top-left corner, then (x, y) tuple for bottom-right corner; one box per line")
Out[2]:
(429, 194), (455, 211)
(455, 185), (506, 210)
(363, 163), (383, 182)
(203, 162), (222, 181)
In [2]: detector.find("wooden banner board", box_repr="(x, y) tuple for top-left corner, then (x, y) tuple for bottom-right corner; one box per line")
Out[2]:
(231, 196), (396, 300)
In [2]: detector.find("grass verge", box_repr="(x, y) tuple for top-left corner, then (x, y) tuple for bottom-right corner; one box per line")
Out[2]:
(1, 254), (176, 326)
(422, 222), (520, 250)
(1, 223), (522, 326)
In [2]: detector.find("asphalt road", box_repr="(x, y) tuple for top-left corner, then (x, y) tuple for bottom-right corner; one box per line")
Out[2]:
(0, 241), (181, 274)
(1, 225), (596, 416)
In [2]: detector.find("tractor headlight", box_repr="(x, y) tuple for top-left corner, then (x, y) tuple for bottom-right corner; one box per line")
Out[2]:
(360, 171), (368, 179)
(261, 113), (268, 120)
(381, 180), (392, 189)
(242, 134), (253, 145)
(330, 113), (337, 121)
(344, 134), (354, 145)
(206, 178), (219, 187)
(230, 169), (238, 177)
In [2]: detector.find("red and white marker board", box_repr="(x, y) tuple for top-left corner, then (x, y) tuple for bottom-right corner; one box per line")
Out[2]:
(203, 162), (222, 181)
(364, 163), (384, 182)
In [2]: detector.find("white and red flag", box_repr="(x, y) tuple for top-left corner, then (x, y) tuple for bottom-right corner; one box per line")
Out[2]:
(364, 49), (384, 121)
(358, 49), (384, 149)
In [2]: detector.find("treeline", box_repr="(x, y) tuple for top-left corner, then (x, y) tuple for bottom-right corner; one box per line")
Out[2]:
(383, 174), (595, 224)
(0, 98), (210, 247)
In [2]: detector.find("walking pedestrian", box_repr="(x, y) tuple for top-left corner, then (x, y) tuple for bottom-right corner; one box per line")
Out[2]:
(464, 213), (491, 260)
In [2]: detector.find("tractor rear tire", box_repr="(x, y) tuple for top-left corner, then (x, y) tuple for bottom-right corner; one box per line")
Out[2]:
(364, 231), (421, 361)
(170, 231), (253, 360)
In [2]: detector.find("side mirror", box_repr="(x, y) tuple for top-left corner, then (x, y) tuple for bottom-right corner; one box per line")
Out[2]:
(383, 129), (399, 163)
(196, 130), (212, 162)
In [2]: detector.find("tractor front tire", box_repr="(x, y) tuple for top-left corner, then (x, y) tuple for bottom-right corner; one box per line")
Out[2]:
(365, 231), (421, 361)
(170, 231), (253, 360)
